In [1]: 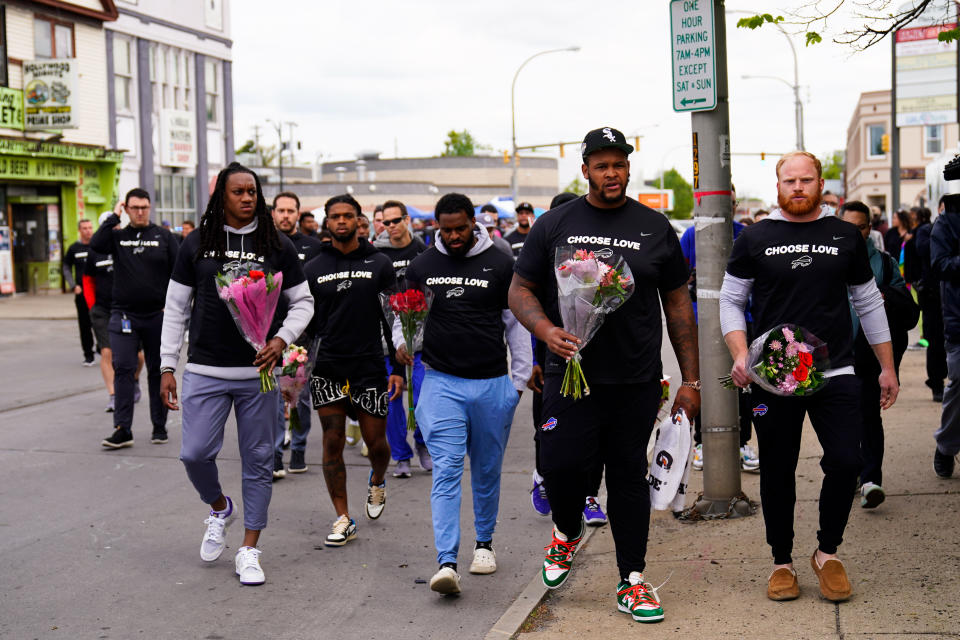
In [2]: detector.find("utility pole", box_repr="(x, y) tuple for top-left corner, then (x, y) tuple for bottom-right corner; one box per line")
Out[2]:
(286, 121), (298, 167)
(671, 0), (752, 517)
(251, 124), (262, 165)
(267, 119), (286, 191)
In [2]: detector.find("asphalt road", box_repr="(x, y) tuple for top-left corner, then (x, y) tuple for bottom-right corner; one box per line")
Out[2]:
(0, 316), (680, 640)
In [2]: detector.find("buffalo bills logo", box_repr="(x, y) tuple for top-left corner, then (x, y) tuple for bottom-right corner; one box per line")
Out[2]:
(791, 255), (813, 269)
(655, 450), (673, 470)
(337, 280), (352, 291)
(594, 248), (614, 259)
(446, 286), (465, 298)
(541, 417), (557, 431)
(753, 403), (768, 417)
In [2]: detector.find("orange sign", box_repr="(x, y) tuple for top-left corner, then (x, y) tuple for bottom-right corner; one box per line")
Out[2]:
(637, 191), (672, 209)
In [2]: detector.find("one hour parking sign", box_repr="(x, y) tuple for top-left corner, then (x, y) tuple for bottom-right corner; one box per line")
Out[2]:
(670, 0), (717, 112)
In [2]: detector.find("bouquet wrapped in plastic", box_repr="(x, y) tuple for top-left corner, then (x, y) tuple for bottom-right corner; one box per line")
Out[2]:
(720, 323), (829, 396)
(277, 337), (318, 432)
(380, 282), (434, 431)
(554, 247), (634, 399)
(215, 262), (284, 392)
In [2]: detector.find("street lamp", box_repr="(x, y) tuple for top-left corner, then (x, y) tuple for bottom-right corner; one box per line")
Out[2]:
(741, 74), (804, 152)
(511, 46), (580, 207)
(727, 9), (804, 151)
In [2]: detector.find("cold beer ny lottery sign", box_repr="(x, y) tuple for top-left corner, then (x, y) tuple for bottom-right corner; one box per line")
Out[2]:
(670, 0), (717, 112)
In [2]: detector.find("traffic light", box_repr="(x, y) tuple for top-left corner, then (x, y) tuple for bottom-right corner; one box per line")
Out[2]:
(760, 152), (765, 162)
(881, 134), (890, 153)
(503, 150), (510, 164)
(559, 144), (564, 158)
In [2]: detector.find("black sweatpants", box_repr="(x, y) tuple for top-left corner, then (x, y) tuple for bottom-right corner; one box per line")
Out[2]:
(75, 293), (94, 360)
(536, 377), (660, 579)
(751, 375), (862, 565)
(109, 310), (167, 432)
(919, 285), (947, 393)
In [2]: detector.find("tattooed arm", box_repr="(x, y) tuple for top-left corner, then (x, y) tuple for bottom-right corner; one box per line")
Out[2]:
(661, 282), (701, 419)
(508, 273), (580, 360)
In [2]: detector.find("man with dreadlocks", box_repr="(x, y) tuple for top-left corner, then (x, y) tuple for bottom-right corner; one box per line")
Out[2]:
(159, 162), (314, 586)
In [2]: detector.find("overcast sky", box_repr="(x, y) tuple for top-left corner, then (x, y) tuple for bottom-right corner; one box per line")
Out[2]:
(230, 0), (894, 206)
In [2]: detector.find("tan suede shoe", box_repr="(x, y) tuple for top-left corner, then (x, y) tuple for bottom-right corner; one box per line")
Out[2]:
(810, 552), (852, 601)
(767, 567), (800, 601)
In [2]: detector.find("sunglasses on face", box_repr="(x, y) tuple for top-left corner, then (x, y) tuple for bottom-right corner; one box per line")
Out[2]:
(382, 218), (404, 226)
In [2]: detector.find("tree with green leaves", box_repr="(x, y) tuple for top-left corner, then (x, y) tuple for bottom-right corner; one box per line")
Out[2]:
(821, 150), (845, 180)
(563, 176), (587, 196)
(235, 139), (277, 167)
(654, 169), (694, 219)
(442, 130), (489, 157)
(737, 1), (957, 50)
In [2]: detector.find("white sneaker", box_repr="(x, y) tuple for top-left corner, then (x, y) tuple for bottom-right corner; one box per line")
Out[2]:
(324, 515), (358, 546)
(860, 482), (886, 508)
(430, 566), (462, 594)
(692, 444), (703, 471)
(366, 472), (386, 519)
(469, 547), (497, 574)
(235, 546), (265, 585)
(345, 420), (360, 446)
(740, 444), (760, 472)
(200, 498), (235, 562)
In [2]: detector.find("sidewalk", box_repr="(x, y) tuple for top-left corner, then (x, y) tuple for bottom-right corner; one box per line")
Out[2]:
(0, 292), (75, 320)
(513, 348), (959, 639)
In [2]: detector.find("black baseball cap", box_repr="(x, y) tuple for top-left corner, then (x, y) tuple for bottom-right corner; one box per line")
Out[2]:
(516, 202), (534, 212)
(581, 127), (634, 160)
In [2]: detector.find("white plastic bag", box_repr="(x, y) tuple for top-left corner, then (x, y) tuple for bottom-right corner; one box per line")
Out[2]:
(648, 410), (693, 511)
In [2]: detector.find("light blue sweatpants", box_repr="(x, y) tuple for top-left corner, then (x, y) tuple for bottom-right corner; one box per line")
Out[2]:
(415, 369), (519, 565)
(180, 370), (277, 530)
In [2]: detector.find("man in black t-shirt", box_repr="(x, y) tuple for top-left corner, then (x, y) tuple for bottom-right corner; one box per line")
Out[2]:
(270, 191), (323, 478)
(91, 188), (179, 449)
(510, 127), (700, 622)
(372, 199), (431, 477)
(720, 151), (898, 603)
(304, 194), (403, 548)
(504, 201), (535, 258)
(396, 193), (529, 596)
(63, 218), (95, 365)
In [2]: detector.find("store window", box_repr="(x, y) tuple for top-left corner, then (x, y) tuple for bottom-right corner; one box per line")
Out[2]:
(925, 125), (944, 156)
(867, 123), (886, 159)
(34, 17), (74, 59)
(205, 59), (219, 123)
(150, 43), (193, 113)
(154, 174), (196, 229)
(113, 37), (133, 111)
(0, 7), (8, 86)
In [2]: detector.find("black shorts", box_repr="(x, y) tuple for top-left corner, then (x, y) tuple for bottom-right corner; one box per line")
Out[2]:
(310, 357), (389, 417)
(90, 305), (111, 351)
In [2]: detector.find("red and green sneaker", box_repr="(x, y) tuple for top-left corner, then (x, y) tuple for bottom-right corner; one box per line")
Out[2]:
(541, 520), (584, 589)
(617, 572), (665, 623)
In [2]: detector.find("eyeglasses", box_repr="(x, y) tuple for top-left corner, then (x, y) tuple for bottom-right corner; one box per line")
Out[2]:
(127, 205), (150, 212)
(382, 218), (404, 226)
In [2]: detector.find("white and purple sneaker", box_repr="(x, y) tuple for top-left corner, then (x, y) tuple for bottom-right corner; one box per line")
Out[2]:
(200, 496), (234, 562)
(531, 473), (551, 516)
(235, 546), (265, 585)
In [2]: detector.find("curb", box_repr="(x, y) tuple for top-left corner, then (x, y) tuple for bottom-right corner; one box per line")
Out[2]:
(484, 512), (605, 639)
(0, 383), (103, 413)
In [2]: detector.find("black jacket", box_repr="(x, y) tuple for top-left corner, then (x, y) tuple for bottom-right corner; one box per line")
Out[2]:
(930, 209), (960, 341)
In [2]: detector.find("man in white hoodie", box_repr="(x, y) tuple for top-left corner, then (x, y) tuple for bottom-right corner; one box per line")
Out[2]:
(397, 193), (531, 595)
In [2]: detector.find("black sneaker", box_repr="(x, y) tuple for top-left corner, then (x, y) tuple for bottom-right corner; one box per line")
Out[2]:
(82, 357), (96, 367)
(933, 389), (944, 402)
(150, 429), (169, 444)
(934, 449), (955, 478)
(102, 427), (133, 449)
(273, 451), (286, 480)
(288, 450), (308, 473)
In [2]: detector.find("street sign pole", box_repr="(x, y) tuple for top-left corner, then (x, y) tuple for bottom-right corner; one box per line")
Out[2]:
(671, 0), (753, 518)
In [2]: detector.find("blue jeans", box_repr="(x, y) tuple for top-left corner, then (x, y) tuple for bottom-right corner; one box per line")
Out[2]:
(416, 370), (519, 565)
(275, 385), (313, 454)
(179, 371), (277, 530)
(386, 354), (425, 461)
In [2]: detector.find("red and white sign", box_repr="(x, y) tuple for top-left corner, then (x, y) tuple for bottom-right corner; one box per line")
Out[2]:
(895, 23), (957, 127)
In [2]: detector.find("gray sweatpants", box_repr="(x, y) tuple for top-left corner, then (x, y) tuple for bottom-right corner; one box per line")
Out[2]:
(937, 340), (960, 456)
(180, 370), (277, 530)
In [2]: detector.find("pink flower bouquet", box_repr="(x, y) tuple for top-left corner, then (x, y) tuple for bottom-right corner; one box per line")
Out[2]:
(720, 323), (829, 396)
(278, 342), (313, 432)
(215, 263), (284, 392)
(554, 246), (634, 399)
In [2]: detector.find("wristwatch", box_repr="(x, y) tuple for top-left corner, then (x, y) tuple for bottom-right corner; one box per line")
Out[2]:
(681, 379), (702, 391)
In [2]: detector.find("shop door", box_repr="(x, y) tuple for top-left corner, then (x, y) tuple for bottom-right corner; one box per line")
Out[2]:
(11, 204), (47, 293)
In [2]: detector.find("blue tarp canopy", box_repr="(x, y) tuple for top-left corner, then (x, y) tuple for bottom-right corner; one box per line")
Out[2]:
(405, 204), (432, 219)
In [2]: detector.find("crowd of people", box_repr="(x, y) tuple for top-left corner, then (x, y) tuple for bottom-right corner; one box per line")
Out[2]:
(60, 127), (957, 624)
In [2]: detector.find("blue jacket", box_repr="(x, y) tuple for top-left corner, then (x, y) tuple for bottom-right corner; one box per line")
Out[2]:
(930, 211), (960, 341)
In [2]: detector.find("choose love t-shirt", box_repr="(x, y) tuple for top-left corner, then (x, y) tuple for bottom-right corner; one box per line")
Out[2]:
(514, 196), (688, 384)
(379, 236), (428, 280)
(503, 229), (529, 258)
(83, 248), (114, 310)
(405, 243), (514, 380)
(725, 216), (873, 369)
(303, 238), (396, 362)
(171, 230), (305, 368)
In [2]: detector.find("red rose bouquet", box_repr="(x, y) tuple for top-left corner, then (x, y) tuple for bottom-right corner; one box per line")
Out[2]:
(380, 282), (434, 431)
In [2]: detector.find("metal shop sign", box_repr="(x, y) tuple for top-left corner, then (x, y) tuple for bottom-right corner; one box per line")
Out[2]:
(0, 156), (79, 181)
(0, 87), (24, 130)
(0, 137), (122, 162)
(23, 59), (78, 130)
(159, 109), (196, 168)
